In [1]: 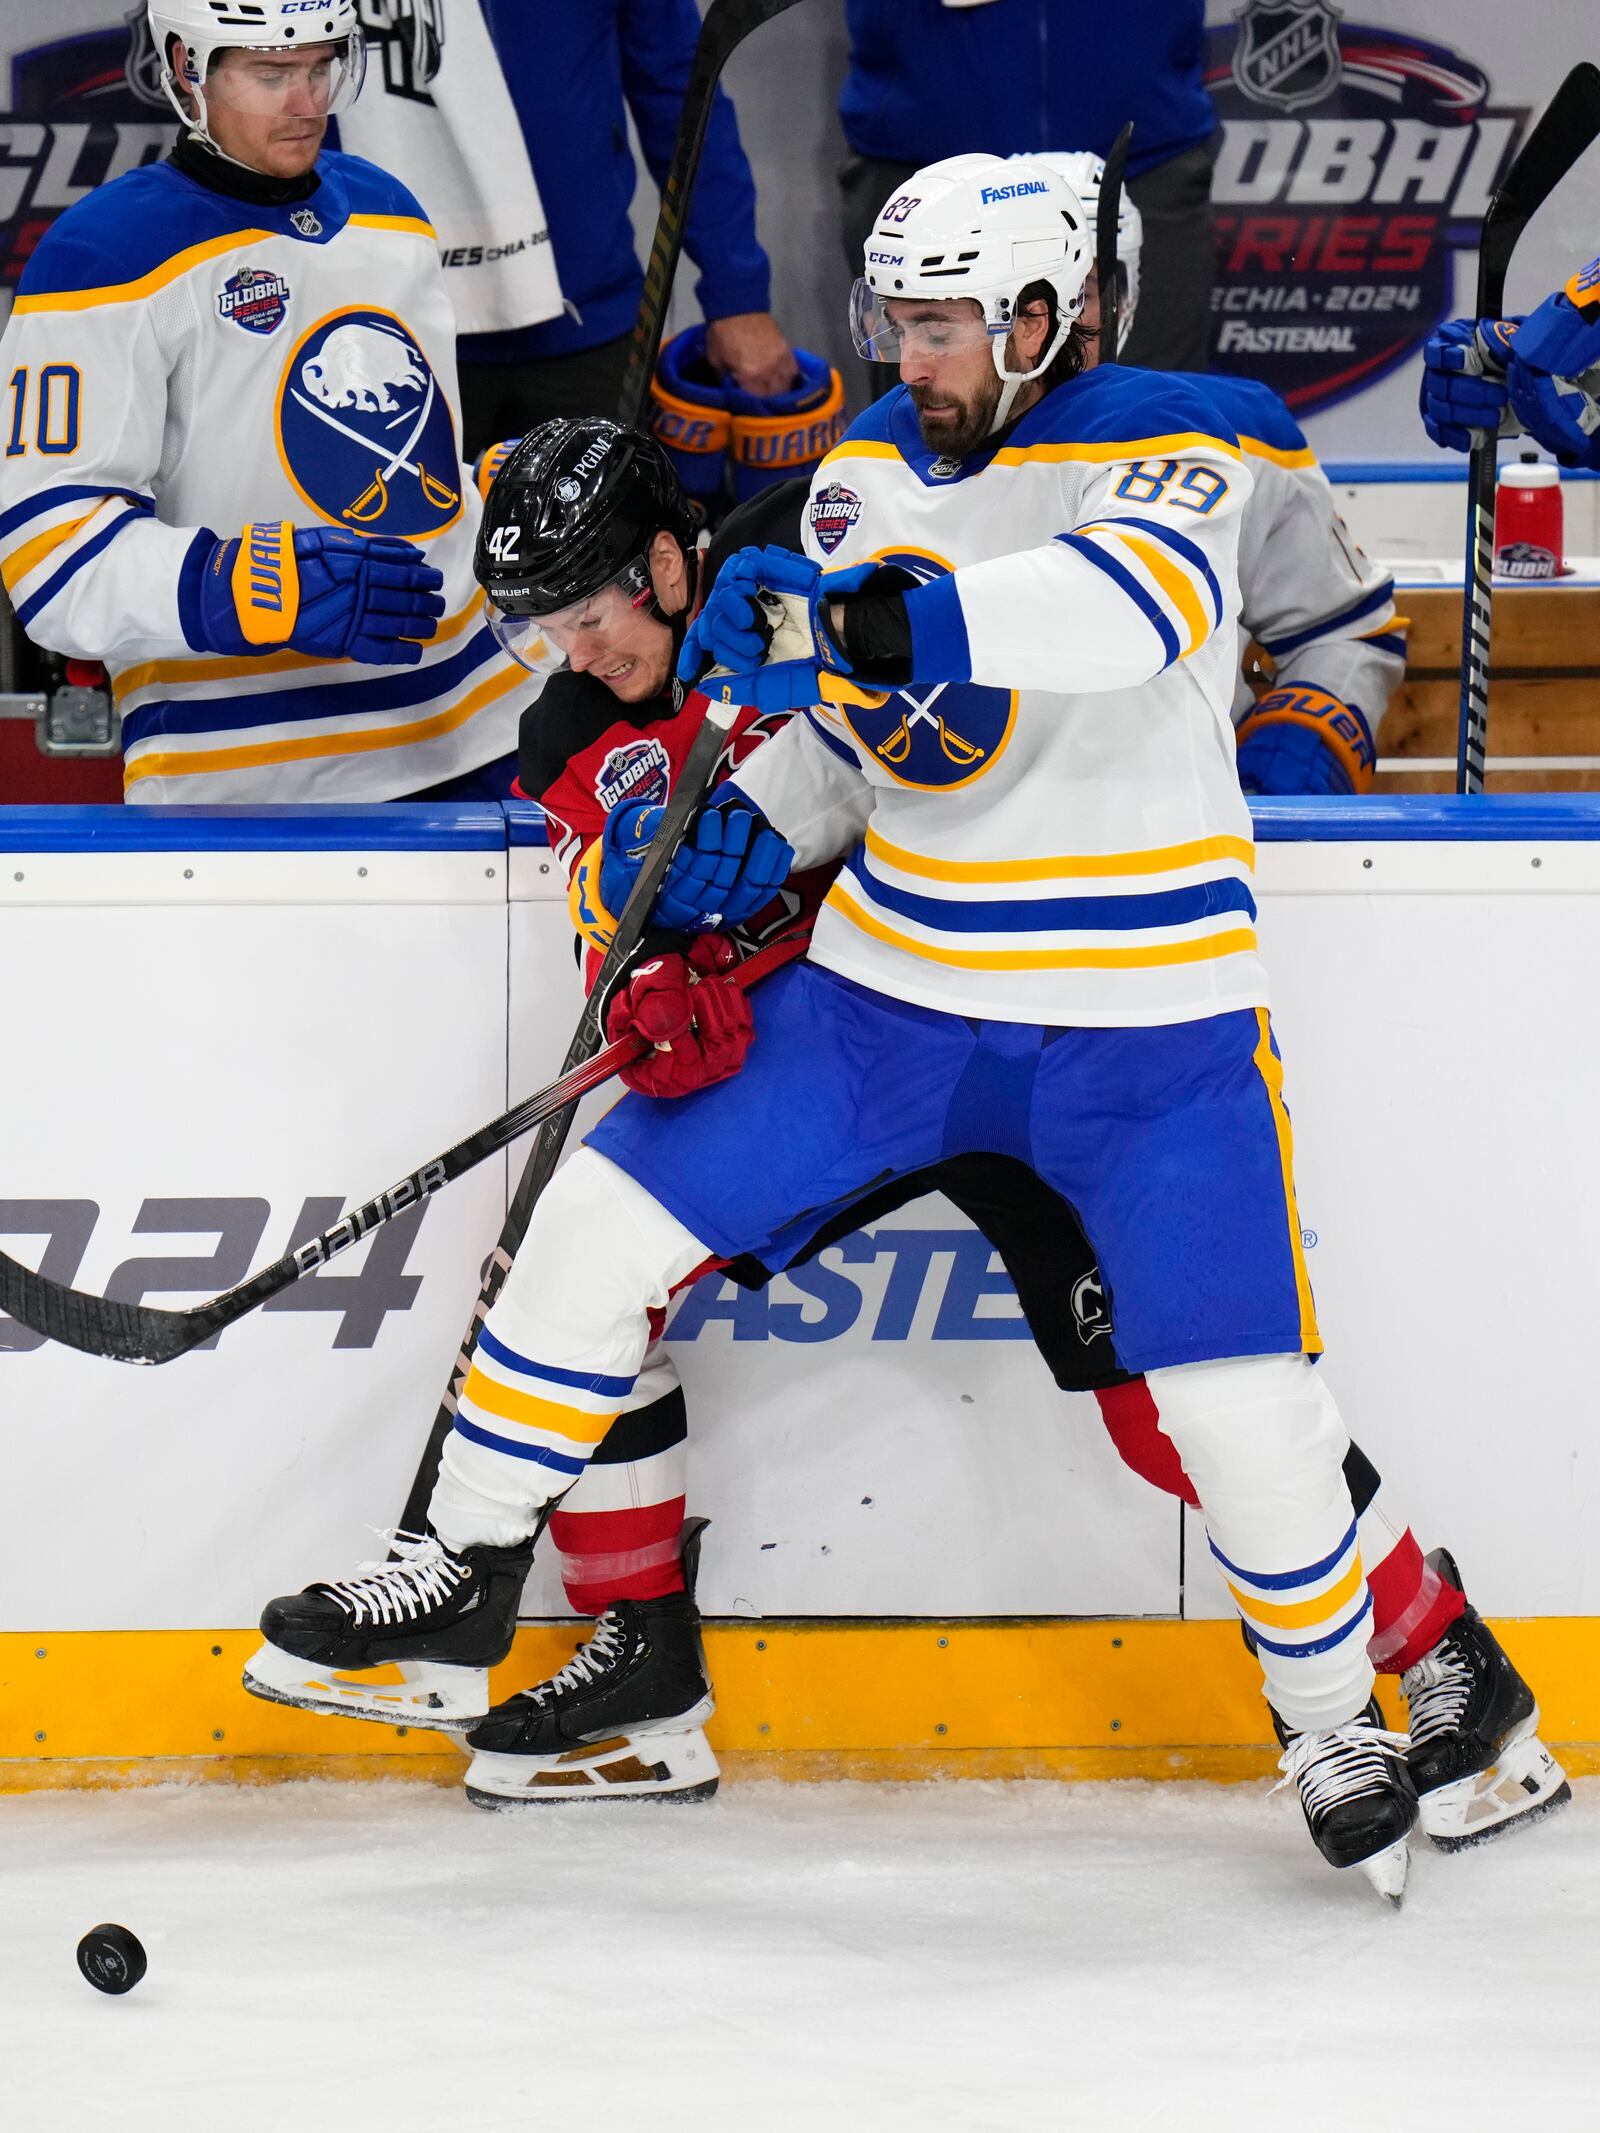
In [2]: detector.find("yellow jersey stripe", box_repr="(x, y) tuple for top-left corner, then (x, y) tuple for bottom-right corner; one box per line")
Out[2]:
(461, 1363), (616, 1445)
(863, 826), (1255, 886)
(818, 431), (1244, 477)
(14, 230), (278, 313)
(827, 884), (1257, 972)
(122, 656), (523, 789)
(347, 214), (436, 240)
(1251, 1007), (1322, 1356)
(15, 216), (436, 314)
(1237, 433), (1317, 470)
(0, 508), (99, 594)
(112, 591), (488, 704)
(1228, 1552), (1364, 1633)
(1104, 528), (1210, 657)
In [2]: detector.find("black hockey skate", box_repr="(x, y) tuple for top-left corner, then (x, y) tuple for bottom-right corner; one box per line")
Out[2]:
(464, 1517), (718, 1807)
(1273, 1698), (1419, 1905)
(242, 1525), (540, 1732)
(1401, 1548), (1571, 1852)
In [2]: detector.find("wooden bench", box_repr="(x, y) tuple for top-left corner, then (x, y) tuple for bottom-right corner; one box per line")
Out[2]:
(1375, 584), (1600, 793)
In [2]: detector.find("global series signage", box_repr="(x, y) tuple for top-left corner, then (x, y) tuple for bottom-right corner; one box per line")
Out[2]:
(1206, 3), (1529, 415)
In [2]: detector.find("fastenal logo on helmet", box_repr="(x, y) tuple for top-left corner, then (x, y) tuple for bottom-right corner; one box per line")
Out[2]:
(978, 180), (1050, 204)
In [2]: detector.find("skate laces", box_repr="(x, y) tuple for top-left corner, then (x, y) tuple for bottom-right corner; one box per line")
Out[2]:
(529, 1609), (630, 1705)
(318, 1529), (470, 1628)
(1402, 1637), (1473, 1749)
(1274, 1721), (1410, 1815)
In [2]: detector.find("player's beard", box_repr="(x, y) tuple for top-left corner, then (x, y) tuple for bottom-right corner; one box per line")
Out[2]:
(909, 369), (1003, 458)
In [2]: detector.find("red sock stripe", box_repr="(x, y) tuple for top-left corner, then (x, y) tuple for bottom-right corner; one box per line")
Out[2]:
(1365, 1527), (1467, 1674)
(1095, 1379), (1201, 1508)
(551, 1499), (687, 1613)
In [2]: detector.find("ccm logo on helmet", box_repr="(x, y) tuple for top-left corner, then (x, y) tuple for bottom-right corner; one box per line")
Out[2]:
(867, 250), (904, 267)
(979, 180), (1050, 205)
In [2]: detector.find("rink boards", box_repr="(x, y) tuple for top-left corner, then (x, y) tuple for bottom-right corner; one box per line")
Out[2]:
(1, 796), (1597, 1783)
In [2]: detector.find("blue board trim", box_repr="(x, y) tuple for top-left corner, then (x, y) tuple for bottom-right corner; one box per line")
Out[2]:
(4, 796), (1600, 854)
(1322, 459), (1600, 485)
(1250, 795), (1600, 841)
(0, 804), (509, 853)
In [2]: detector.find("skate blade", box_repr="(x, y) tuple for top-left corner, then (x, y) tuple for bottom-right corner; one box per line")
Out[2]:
(463, 1726), (720, 1808)
(241, 1640), (487, 1732)
(1355, 1837), (1410, 1907)
(1421, 1731), (1573, 1852)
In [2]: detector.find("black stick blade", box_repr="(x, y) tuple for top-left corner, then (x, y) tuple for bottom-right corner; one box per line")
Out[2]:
(0, 1248), (212, 1365)
(1478, 62), (1600, 309)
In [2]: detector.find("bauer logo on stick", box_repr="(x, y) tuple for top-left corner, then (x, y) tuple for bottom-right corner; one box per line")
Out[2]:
(277, 306), (462, 537)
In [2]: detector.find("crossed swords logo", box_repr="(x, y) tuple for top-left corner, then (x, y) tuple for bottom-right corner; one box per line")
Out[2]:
(288, 352), (460, 525)
(872, 680), (986, 769)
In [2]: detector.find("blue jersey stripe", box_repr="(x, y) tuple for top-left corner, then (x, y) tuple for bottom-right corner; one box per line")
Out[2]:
(1359, 630), (1408, 660)
(121, 623), (504, 748)
(1248, 1593), (1373, 1661)
(0, 482), (154, 546)
(452, 1414), (588, 1476)
(801, 703), (863, 767)
(1057, 532), (1180, 669)
(1209, 1516), (1358, 1592)
(1109, 514), (1225, 629)
(15, 501), (151, 629)
(1260, 581), (1394, 659)
(850, 857), (1256, 936)
(476, 1324), (634, 1400)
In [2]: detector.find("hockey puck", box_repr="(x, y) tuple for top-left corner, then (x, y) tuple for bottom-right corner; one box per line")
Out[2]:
(76, 1924), (147, 1996)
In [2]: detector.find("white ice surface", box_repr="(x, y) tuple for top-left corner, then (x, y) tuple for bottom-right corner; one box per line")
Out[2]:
(2, 1778), (1596, 2133)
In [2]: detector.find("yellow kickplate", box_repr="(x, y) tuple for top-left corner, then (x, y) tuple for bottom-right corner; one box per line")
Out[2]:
(0, 1617), (1595, 1791)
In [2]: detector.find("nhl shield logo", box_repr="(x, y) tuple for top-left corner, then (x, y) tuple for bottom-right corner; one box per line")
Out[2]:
(808, 482), (861, 556)
(216, 267), (290, 337)
(1230, 0), (1342, 110)
(276, 307), (461, 536)
(122, 3), (166, 107)
(290, 207), (324, 239)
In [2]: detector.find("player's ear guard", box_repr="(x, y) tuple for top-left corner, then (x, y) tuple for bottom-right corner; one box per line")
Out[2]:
(1235, 686), (1377, 796)
(726, 348), (847, 501)
(650, 327), (732, 503)
(186, 522), (446, 666)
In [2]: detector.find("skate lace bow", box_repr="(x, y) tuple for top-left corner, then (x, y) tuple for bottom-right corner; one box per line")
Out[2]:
(1273, 1721), (1410, 1815)
(531, 1610), (629, 1704)
(1401, 1648), (1472, 1748)
(318, 1530), (469, 1627)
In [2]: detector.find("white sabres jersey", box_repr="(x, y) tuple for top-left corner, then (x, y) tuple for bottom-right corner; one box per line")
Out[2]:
(730, 367), (1265, 1029)
(1193, 371), (1404, 730)
(0, 151), (528, 803)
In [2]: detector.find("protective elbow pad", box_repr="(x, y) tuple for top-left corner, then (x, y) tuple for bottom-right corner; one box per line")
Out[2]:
(1235, 686), (1377, 796)
(727, 346), (847, 502)
(650, 327), (731, 503)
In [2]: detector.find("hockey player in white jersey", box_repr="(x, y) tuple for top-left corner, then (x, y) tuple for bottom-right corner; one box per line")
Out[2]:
(1045, 151), (1402, 798)
(1421, 254), (1600, 471)
(0, 0), (530, 803)
(252, 155), (1422, 1897)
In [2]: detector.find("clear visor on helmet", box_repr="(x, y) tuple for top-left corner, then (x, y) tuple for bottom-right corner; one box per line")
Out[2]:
(188, 33), (367, 117)
(848, 279), (1003, 364)
(487, 557), (656, 675)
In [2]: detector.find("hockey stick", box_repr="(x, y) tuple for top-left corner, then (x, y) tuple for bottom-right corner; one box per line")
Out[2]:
(0, 917), (805, 1366)
(616, 0), (808, 430)
(1456, 62), (1600, 793)
(390, 0), (809, 1534)
(1094, 122), (1133, 369)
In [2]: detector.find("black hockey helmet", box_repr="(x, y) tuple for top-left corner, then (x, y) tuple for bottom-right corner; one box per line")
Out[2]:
(475, 417), (697, 621)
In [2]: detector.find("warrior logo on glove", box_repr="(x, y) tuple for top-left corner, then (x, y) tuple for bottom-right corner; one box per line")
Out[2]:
(277, 307), (462, 537)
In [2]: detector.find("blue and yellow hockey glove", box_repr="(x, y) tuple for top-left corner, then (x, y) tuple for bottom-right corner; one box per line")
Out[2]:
(189, 522), (445, 664)
(1419, 317), (1522, 454)
(1505, 259), (1600, 468)
(1236, 686), (1377, 796)
(678, 544), (880, 711)
(651, 789), (794, 932)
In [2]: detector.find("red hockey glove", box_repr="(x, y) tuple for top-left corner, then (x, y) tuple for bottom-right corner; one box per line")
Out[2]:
(604, 934), (754, 1099)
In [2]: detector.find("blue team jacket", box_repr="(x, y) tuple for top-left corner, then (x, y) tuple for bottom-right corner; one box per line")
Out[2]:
(461, 0), (772, 366)
(840, 0), (1216, 179)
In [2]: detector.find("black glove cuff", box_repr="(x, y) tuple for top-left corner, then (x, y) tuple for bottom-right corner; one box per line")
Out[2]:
(838, 590), (913, 685)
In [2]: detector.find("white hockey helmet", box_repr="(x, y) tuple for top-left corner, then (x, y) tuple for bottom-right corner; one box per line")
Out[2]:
(850, 152), (1093, 430)
(147, 0), (366, 144)
(1028, 151), (1143, 357)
